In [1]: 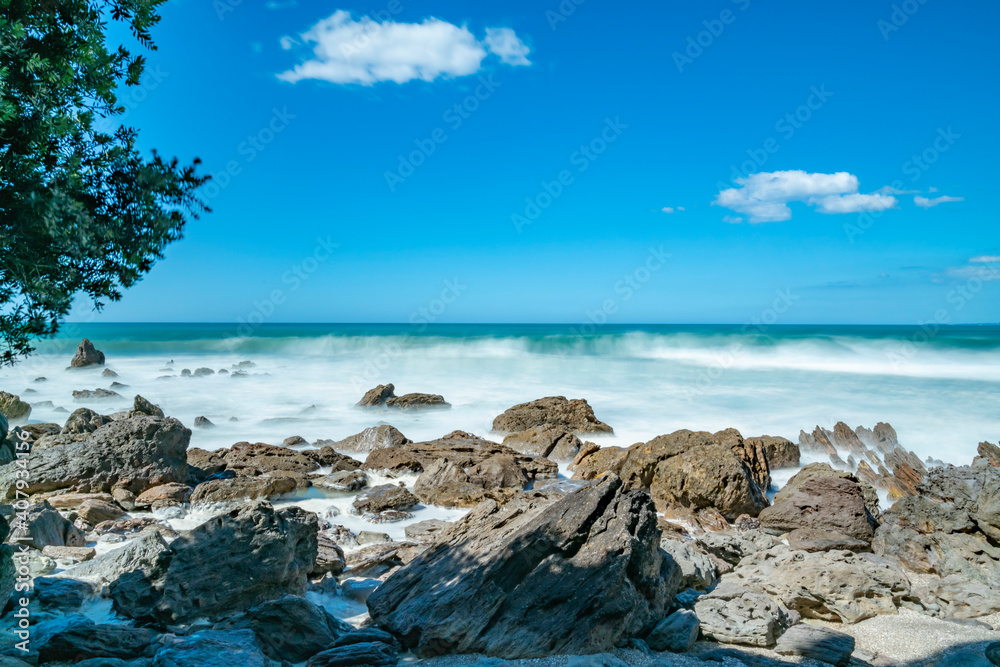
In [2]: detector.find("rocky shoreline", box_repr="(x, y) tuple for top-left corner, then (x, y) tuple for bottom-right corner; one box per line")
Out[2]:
(0, 341), (999, 666)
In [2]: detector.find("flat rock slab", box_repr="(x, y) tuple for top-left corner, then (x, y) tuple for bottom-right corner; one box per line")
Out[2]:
(775, 624), (855, 666)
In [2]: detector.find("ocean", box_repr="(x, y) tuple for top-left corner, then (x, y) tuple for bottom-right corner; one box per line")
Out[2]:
(4, 323), (999, 466)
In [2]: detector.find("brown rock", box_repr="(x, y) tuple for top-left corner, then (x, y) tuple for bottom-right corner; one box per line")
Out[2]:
(572, 446), (628, 481)
(77, 499), (127, 525)
(190, 476), (298, 504)
(134, 483), (193, 509)
(357, 384), (396, 407)
(224, 442), (319, 475)
(70, 338), (105, 368)
(501, 425), (583, 461)
(761, 476), (876, 542)
(491, 396), (613, 434)
(46, 493), (115, 509)
(746, 435), (800, 470)
(302, 447), (363, 471)
(787, 528), (871, 553)
(385, 393), (450, 410)
(980, 441), (1000, 467)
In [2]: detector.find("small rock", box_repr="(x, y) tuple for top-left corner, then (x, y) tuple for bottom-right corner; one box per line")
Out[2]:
(135, 483), (192, 509)
(645, 609), (699, 652)
(76, 498), (126, 525)
(193, 367), (215, 377)
(353, 484), (418, 514)
(0, 391), (31, 422)
(70, 338), (105, 368)
(194, 416), (214, 428)
(315, 470), (368, 492)
(72, 388), (122, 401)
(775, 624), (855, 666)
(102, 368), (119, 378)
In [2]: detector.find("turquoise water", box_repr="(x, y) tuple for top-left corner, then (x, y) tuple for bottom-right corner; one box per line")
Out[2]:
(3, 323), (998, 464)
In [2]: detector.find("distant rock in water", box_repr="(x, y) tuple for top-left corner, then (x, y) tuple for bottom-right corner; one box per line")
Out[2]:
(329, 425), (410, 453)
(72, 388), (121, 401)
(69, 338), (105, 368)
(356, 383), (450, 410)
(367, 474), (679, 658)
(491, 396), (613, 434)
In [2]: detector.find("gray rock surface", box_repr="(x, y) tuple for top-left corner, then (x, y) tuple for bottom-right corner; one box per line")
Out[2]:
(66, 528), (167, 583)
(9, 501), (86, 548)
(759, 476), (877, 542)
(501, 425), (584, 461)
(693, 582), (795, 647)
(645, 609), (700, 652)
(367, 475), (678, 658)
(774, 623), (855, 666)
(331, 425), (410, 452)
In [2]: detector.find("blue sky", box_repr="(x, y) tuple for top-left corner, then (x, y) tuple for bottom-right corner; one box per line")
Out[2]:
(78, 0), (1000, 325)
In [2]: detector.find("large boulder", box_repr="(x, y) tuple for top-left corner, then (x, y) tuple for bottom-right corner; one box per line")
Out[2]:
(356, 384), (396, 407)
(366, 475), (679, 658)
(385, 393), (449, 410)
(330, 425), (410, 453)
(776, 463), (881, 521)
(759, 476), (877, 542)
(65, 528), (167, 583)
(0, 392), (31, 422)
(70, 338), (106, 367)
(725, 545), (911, 623)
(189, 476), (297, 505)
(693, 581), (795, 647)
(9, 501), (86, 549)
(0, 415), (191, 498)
(223, 442), (319, 475)
(110, 501), (318, 625)
(215, 595), (353, 663)
(32, 614), (160, 663)
(491, 396), (613, 434)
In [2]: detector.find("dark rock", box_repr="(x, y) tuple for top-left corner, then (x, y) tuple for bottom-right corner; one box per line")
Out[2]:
(312, 534), (346, 576)
(33, 614), (160, 663)
(224, 442), (319, 475)
(330, 425), (410, 452)
(353, 484), (418, 514)
(305, 642), (397, 667)
(302, 447), (363, 471)
(110, 501), (318, 624)
(333, 628), (399, 649)
(214, 595), (353, 662)
(357, 383), (397, 407)
(193, 416), (214, 428)
(491, 396), (613, 434)
(9, 501), (86, 548)
(985, 642), (1000, 666)
(70, 338), (106, 368)
(775, 463), (881, 522)
(366, 475), (679, 658)
(774, 624), (855, 667)
(151, 629), (268, 667)
(193, 367), (215, 377)
(62, 407), (113, 434)
(364, 434), (556, 481)
(501, 424), (583, 461)
(189, 476), (297, 505)
(33, 576), (98, 610)
(385, 393), (449, 410)
(645, 609), (699, 652)
(132, 395), (164, 418)
(0, 415), (191, 499)
(73, 388), (122, 401)
(759, 476), (876, 542)
(187, 448), (228, 478)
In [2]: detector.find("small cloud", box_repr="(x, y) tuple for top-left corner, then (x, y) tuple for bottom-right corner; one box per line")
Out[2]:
(278, 11), (531, 86)
(661, 206), (685, 214)
(723, 215), (744, 224)
(914, 195), (964, 208)
(942, 256), (1000, 283)
(877, 185), (919, 195)
(713, 170), (897, 223)
(266, 0), (297, 8)
(484, 27), (531, 66)
(971, 256), (1000, 263)
(929, 186), (938, 192)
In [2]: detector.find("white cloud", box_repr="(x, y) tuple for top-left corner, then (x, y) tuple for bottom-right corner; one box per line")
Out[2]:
(941, 256), (1000, 283)
(713, 170), (897, 223)
(278, 11), (531, 85)
(971, 256), (1000, 263)
(661, 206), (685, 214)
(914, 195), (964, 208)
(266, 1), (297, 9)
(484, 27), (531, 66)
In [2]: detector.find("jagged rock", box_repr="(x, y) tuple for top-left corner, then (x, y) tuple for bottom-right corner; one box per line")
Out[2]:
(135, 483), (192, 509)
(775, 463), (881, 522)
(746, 435), (800, 470)
(696, 529), (781, 566)
(189, 476), (297, 504)
(492, 396), (613, 434)
(0, 392), (31, 422)
(693, 582), (795, 647)
(501, 425), (583, 461)
(799, 426), (837, 457)
(18, 422), (60, 442)
(102, 367), (119, 377)
(223, 442), (319, 475)
(302, 446), (363, 471)
(66, 528), (167, 583)
(353, 484), (418, 514)
(70, 338), (106, 367)
(363, 433), (556, 480)
(214, 595), (353, 662)
(645, 609), (700, 652)
(73, 388), (122, 401)
(331, 425), (410, 452)
(979, 441), (1000, 467)
(187, 447), (228, 477)
(468, 454), (528, 489)
(832, 421), (868, 457)
(357, 384), (397, 407)
(76, 498), (127, 525)
(572, 446), (628, 481)
(314, 470), (368, 492)
(0, 415), (191, 499)
(726, 545), (911, 623)
(367, 475), (679, 658)
(759, 476), (877, 542)
(151, 629), (269, 667)
(774, 624), (855, 666)
(194, 416), (214, 428)
(62, 407), (113, 434)
(132, 395), (164, 418)
(659, 537), (719, 590)
(313, 534), (346, 576)
(787, 528), (871, 553)
(111, 501), (318, 625)
(306, 642), (398, 667)
(9, 501), (86, 548)
(33, 614), (159, 663)
(385, 393), (450, 410)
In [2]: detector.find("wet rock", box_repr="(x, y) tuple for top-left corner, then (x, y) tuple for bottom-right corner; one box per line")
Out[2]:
(386, 393), (449, 410)
(693, 582), (795, 647)
(215, 595), (353, 663)
(186, 448), (227, 478)
(194, 416), (214, 428)
(353, 484), (418, 514)
(501, 424), (583, 461)
(306, 642), (398, 667)
(774, 624), (855, 666)
(70, 338), (106, 368)
(224, 442), (319, 475)
(193, 367), (215, 377)
(302, 446), (363, 471)
(110, 501), (318, 625)
(330, 425), (410, 453)
(491, 396), (613, 434)
(367, 475), (679, 658)
(759, 476), (877, 542)
(645, 609), (700, 652)
(135, 483), (193, 510)
(67, 528), (167, 583)
(73, 388), (122, 401)
(357, 384), (396, 407)
(314, 470), (368, 492)
(189, 476), (297, 505)
(151, 629), (268, 667)
(33, 614), (160, 663)
(0, 415), (191, 499)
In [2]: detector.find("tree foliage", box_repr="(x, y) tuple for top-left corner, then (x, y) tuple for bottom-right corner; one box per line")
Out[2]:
(0, 0), (208, 364)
